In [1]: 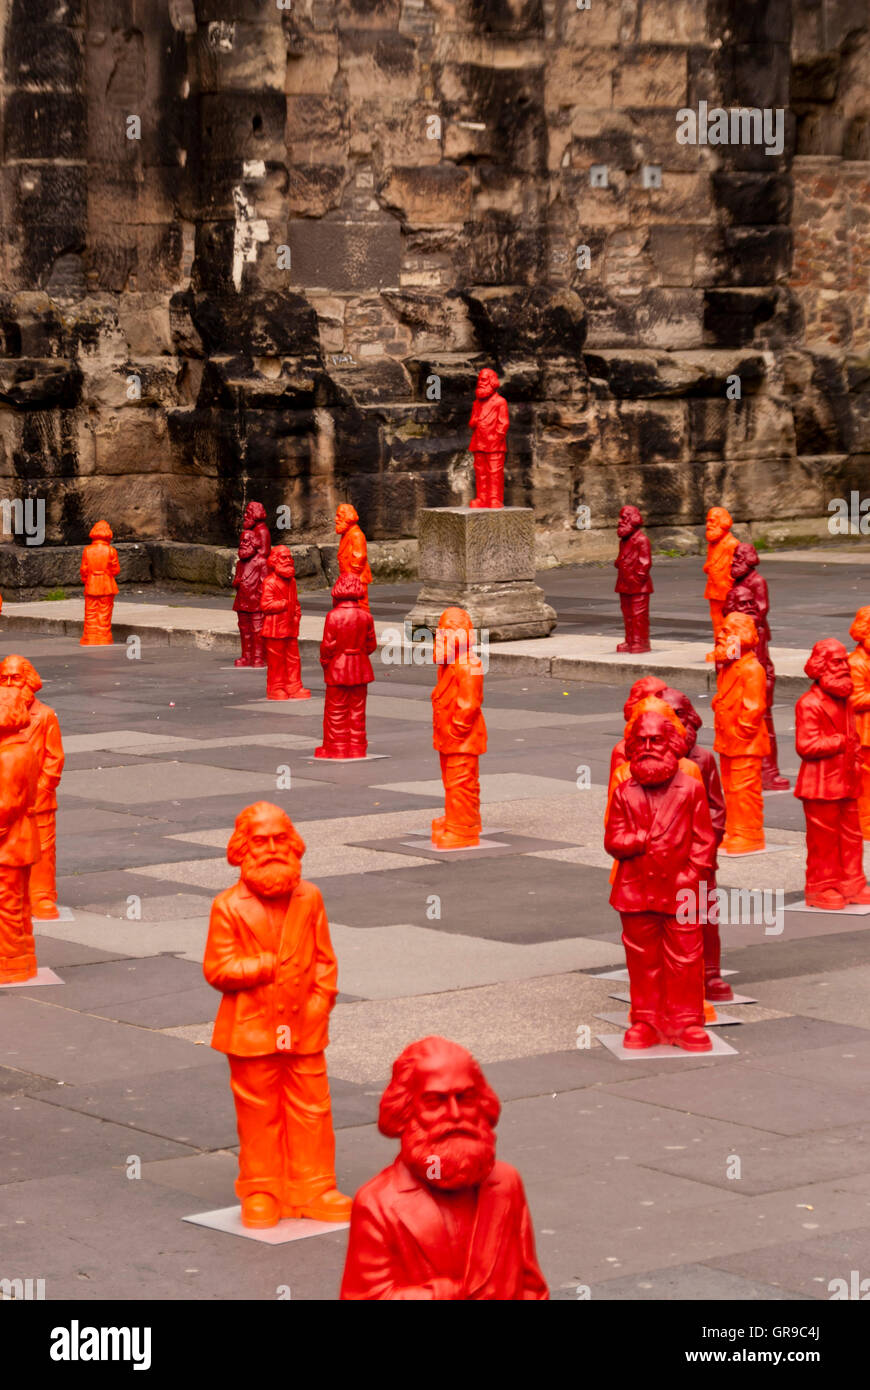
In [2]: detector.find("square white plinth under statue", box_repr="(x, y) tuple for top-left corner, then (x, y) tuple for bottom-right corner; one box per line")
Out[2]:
(183, 1206), (349, 1244)
(0, 967), (63, 989)
(596, 1031), (737, 1060)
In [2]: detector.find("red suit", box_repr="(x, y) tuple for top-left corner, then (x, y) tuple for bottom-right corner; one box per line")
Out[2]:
(232, 528), (268, 669)
(614, 506), (652, 653)
(795, 639), (870, 910)
(203, 803), (350, 1226)
(260, 547), (310, 701)
(340, 1037), (548, 1300)
(468, 368), (509, 509)
(605, 719), (717, 1050)
(431, 609), (487, 849)
(335, 504), (372, 610)
(703, 507), (738, 638)
(79, 520), (120, 646)
(316, 574), (377, 759)
(848, 608), (870, 839)
(711, 614), (769, 854)
(0, 691), (42, 983)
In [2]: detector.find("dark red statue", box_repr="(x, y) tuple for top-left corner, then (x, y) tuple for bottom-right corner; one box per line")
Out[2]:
(315, 574), (377, 760)
(660, 686), (730, 1001)
(340, 1036), (549, 1300)
(605, 710), (717, 1051)
(203, 802), (351, 1227)
(725, 542), (789, 789)
(795, 639), (870, 910)
(260, 546), (310, 701)
(468, 368), (509, 509)
(232, 529), (268, 669)
(614, 505), (652, 653)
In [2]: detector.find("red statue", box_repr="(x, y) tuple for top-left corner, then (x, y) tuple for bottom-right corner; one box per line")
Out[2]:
(614, 505), (652, 653)
(232, 529), (268, 669)
(605, 711), (717, 1051)
(660, 686), (730, 1000)
(607, 696), (704, 820)
(0, 656), (64, 921)
(340, 1036), (548, 1300)
(795, 640), (870, 910)
(848, 607), (870, 840)
(260, 547), (310, 701)
(431, 607), (487, 849)
(79, 520), (120, 646)
(703, 507), (738, 638)
(242, 500), (272, 563)
(335, 504), (372, 610)
(468, 368), (509, 510)
(203, 802), (352, 1227)
(0, 686), (42, 982)
(710, 612), (769, 854)
(726, 543), (789, 789)
(609, 676), (667, 778)
(315, 574), (377, 760)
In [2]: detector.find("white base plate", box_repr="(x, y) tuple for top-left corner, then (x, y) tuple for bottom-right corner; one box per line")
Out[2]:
(720, 844), (791, 858)
(307, 753), (389, 764)
(32, 904), (74, 924)
(610, 989), (757, 1008)
(400, 837), (507, 853)
(784, 899), (870, 915)
(182, 1205), (349, 1244)
(596, 1031), (738, 1060)
(597, 1009), (743, 1029)
(0, 967), (63, 989)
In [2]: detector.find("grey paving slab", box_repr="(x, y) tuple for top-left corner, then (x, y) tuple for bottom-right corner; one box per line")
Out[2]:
(711, 1227), (870, 1300)
(352, 830), (568, 862)
(637, 1124), (870, 1197)
(61, 761), (325, 805)
(30, 936), (123, 968)
(587, 1264), (809, 1301)
(0, 998), (218, 1085)
(0, 1096), (191, 1183)
(741, 1039), (870, 1095)
(15, 956), (211, 1015)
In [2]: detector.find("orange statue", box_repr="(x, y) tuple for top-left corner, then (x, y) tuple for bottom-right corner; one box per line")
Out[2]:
(848, 607), (870, 840)
(431, 608), (487, 849)
(79, 520), (120, 645)
(203, 802), (352, 1228)
(607, 695), (704, 819)
(710, 612), (770, 854)
(260, 547), (311, 701)
(609, 677), (668, 779)
(0, 686), (42, 982)
(703, 507), (738, 638)
(335, 504), (372, 610)
(340, 1037), (548, 1300)
(0, 656), (64, 920)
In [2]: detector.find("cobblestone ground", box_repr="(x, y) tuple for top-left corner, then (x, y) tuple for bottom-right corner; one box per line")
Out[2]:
(1, 560), (869, 1301)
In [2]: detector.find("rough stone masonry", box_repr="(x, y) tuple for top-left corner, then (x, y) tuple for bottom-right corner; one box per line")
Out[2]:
(0, 0), (868, 586)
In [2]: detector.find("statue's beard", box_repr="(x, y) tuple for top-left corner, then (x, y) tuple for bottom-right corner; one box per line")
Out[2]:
(819, 671), (852, 700)
(241, 854), (301, 898)
(402, 1116), (496, 1191)
(630, 750), (678, 786)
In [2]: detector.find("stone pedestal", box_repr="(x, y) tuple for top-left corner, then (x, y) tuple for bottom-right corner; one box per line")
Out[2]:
(404, 508), (556, 641)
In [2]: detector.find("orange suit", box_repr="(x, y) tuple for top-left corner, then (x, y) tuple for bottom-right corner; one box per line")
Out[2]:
(704, 531), (739, 637)
(203, 878), (341, 1213)
(0, 727), (42, 981)
(432, 652), (487, 847)
(21, 698), (64, 919)
(337, 525), (372, 609)
(848, 642), (870, 839)
(713, 654), (770, 853)
(80, 529), (120, 645)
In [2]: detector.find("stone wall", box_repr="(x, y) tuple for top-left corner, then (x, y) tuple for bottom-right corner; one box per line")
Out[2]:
(0, 0), (868, 578)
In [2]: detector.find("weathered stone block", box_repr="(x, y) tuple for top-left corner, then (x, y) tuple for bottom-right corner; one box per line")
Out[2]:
(287, 218), (401, 291)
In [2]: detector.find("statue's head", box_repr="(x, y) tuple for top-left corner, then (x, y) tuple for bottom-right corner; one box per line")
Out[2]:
(331, 573), (364, 605)
(626, 710), (681, 787)
(705, 506), (733, 542)
(0, 686), (32, 737)
(711, 611), (758, 666)
(335, 503), (359, 535)
(617, 504), (643, 538)
(730, 541), (759, 582)
(660, 686), (700, 753)
(243, 501), (267, 529)
(475, 368), (499, 400)
(724, 583), (761, 620)
(434, 606), (475, 666)
(227, 802), (306, 900)
(267, 545), (295, 579)
(0, 655), (42, 710)
(622, 676), (666, 724)
(805, 638), (852, 700)
(89, 519), (113, 542)
(237, 528), (257, 561)
(625, 696), (689, 758)
(849, 606), (870, 651)
(378, 1036), (500, 1191)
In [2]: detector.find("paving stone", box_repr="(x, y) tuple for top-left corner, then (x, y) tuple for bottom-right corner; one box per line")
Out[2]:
(0, 1096), (191, 1183)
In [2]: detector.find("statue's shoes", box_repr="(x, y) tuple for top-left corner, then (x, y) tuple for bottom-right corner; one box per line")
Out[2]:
(290, 1189), (353, 1223)
(241, 1193), (281, 1229)
(704, 975), (733, 1002)
(622, 1021), (661, 1049)
(670, 1025), (713, 1053)
(806, 889), (847, 910)
(844, 885), (870, 905)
